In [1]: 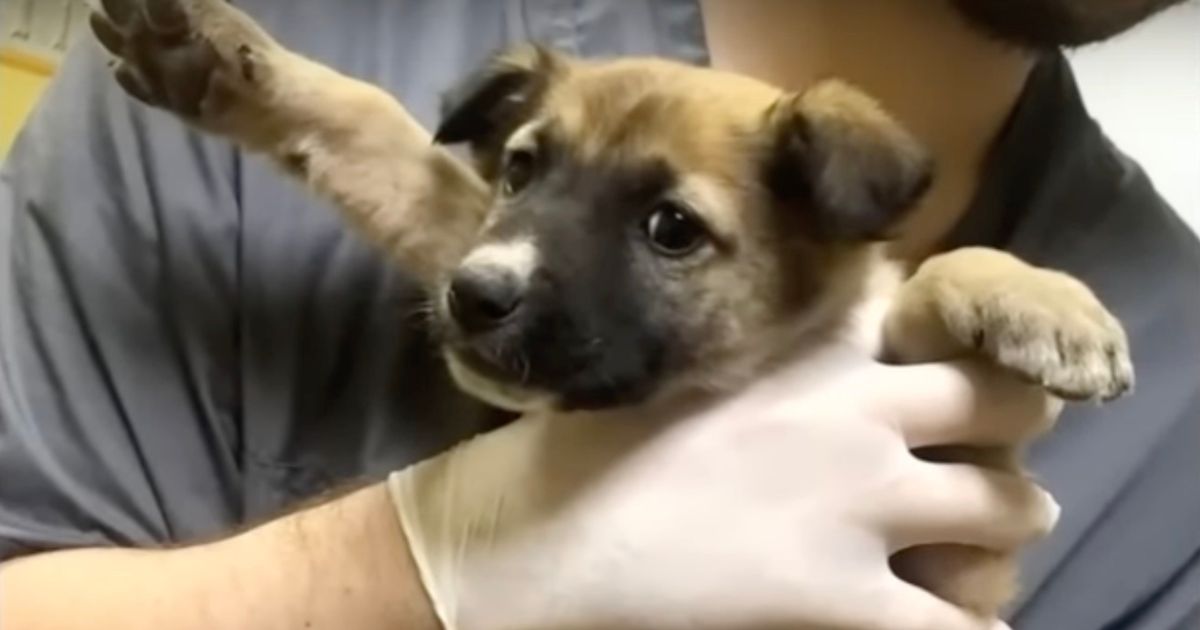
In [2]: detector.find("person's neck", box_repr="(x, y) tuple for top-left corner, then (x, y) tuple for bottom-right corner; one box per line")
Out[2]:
(700, 0), (1035, 261)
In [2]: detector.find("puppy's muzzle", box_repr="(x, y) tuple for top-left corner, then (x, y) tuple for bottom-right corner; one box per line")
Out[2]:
(439, 256), (554, 412)
(447, 267), (524, 334)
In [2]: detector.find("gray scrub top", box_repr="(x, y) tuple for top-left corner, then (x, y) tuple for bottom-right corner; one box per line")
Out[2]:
(1, 1), (1197, 628)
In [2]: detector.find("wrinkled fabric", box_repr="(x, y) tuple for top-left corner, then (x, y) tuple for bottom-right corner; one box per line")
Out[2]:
(0, 1), (1195, 628)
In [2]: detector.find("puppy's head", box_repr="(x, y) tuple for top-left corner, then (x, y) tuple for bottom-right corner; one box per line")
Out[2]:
(432, 45), (932, 412)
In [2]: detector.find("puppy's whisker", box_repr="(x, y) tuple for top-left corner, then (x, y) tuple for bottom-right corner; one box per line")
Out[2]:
(517, 352), (531, 385)
(405, 298), (444, 329)
(401, 299), (432, 321)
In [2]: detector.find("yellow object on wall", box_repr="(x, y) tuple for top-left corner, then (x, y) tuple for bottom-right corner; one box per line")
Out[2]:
(1, 48), (55, 158)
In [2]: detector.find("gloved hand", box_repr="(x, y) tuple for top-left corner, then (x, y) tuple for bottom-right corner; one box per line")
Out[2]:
(389, 340), (1060, 630)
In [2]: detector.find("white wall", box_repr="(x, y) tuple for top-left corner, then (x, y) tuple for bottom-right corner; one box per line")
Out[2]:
(1069, 2), (1200, 232)
(0, 0), (89, 56)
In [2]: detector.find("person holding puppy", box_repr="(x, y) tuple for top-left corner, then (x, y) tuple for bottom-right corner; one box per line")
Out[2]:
(1, 1), (1196, 629)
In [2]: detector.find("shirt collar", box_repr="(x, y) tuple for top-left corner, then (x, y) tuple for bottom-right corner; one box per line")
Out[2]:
(941, 52), (1105, 251)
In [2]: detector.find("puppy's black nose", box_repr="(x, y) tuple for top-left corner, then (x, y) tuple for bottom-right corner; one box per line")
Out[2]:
(448, 269), (523, 333)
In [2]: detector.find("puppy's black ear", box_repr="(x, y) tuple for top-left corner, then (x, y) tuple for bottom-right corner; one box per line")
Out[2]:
(434, 43), (562, 148)
(764, 79), (933, 242)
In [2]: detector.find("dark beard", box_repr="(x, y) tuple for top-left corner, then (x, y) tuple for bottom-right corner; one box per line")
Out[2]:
(949, 0), (1188, 48)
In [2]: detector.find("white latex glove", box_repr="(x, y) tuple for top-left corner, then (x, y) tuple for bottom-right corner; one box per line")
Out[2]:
(389, 341), (1059, 630)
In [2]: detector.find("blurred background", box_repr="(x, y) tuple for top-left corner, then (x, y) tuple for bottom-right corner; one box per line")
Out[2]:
(2, 0), (1197, 230)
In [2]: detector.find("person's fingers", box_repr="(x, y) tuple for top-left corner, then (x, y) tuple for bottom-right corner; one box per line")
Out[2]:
(869, 359), (1063, 449)
(878, 461), (1060, 551)
(875, 578), (1012, 630)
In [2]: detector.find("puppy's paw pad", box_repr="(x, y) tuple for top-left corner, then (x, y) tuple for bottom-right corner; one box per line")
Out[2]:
(90, 0), (270, 122)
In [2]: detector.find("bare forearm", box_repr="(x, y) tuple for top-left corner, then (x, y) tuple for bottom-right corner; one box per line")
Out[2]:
(0, 485), (440, 630)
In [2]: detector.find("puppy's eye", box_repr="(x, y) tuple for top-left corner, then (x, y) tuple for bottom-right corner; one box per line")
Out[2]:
(502, 149), (536, 196)
(643, 202), (708, 257)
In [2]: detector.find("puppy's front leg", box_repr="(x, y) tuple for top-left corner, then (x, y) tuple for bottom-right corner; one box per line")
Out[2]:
(882, 246), (1134, 615)
(885, 246), (1133, 400)
(90, 0), (489, 286)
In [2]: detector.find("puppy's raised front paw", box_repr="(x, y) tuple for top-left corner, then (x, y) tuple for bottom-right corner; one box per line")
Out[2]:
(89, 0), (275, 127)
(907, 247), (1134, 402)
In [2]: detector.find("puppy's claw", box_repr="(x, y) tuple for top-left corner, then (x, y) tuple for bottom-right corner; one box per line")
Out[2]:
(144, 0), (190, 34)
(101, 0), (137, 26)
(114, 64), (155, 105)
(90, 13), (126, 56)
(951, 285), (1133, 404)
(89, 0), (272, 128)
(904, 248), (1136, 405)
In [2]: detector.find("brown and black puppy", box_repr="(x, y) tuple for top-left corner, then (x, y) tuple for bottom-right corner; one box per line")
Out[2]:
(90, 0), (1133, 616)
(431, 49), (939, 412)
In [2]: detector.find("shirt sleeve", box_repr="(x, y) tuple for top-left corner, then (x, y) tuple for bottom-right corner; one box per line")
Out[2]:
(0, 38), (245, 560)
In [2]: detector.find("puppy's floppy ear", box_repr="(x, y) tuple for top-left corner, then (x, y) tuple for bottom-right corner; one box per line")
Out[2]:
(434, 43), (563, 148)
(763, 79), (933, 242)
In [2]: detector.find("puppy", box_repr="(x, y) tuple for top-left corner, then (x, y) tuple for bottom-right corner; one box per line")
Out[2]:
(90, 0), (1133, 616)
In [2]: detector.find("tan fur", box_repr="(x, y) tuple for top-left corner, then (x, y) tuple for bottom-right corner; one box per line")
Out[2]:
(886, 247), (1134, 402)
(93, 0), (1133, 617)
